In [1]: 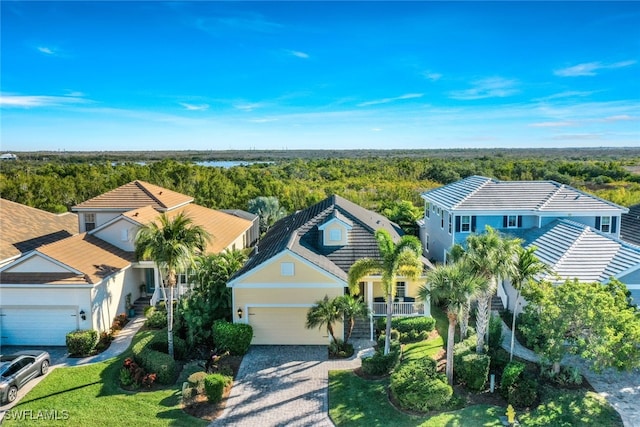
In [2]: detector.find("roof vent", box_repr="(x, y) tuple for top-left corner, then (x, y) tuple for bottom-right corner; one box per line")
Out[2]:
(159, 191), (163, 195)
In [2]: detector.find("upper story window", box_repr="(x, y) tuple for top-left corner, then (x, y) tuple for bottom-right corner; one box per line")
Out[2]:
(85, 213), (96, 231)
(461, 215), (471, 232)
(396, 282), (406, 298)
(441, 213), (445, 229)
(595, 216), (617, 234)
(425, 202), (430, 218)
(329, 228), (342, 241)
(281, 262), (295, 276)
(448, 214), (452, 234)
(437, 207), (441, 216)
(508, 215), (518, 228)
(425, 234), (430, 251)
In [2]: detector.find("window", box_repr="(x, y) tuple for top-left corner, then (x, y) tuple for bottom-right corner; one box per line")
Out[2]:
(85, 213), (96, 231)
(425, 234), (430, 251)
(281, 262), (294, 276)
(461, 216), (471, 232)
(441, 213), (444, 229)
(437, 207), (441, 216)
(507, 215), (518, 228)
(448, 214), (452, 234)
(396, 282), (406, 298)
(178, 273), (188, 285)
(329, 228), (342, 241)
(601, 216), (611, 233)
(425, 203), (430, 218)
(595, 216), (616, 233)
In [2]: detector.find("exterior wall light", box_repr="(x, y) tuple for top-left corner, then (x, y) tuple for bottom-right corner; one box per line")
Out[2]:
(79, 310), (87, 321)
(237, 307), (243, 319)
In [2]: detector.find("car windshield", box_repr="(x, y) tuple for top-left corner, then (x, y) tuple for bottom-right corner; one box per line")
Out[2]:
(0, 362), (10, 377)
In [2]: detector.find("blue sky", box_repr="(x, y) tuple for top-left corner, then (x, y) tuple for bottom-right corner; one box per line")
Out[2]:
(1, 1), (639, 151)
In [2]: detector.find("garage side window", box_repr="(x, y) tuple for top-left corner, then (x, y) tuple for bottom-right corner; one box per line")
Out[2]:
(85, 213), (96, 231)
(281, 262), (295, 276)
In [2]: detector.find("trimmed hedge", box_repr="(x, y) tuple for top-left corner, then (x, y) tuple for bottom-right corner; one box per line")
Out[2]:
(204, 373), (232, 403)
(212, 320), (253, 355)
(458, 353), (490, 391)
(145, 311), (168, 329)
(131, 329), (179, 384)
(390, 357), (452, 412)
(500, 361), (525, 398)
(148, 333), (188, 360)
(361, 347), (400, 376)
(66, 329), (98, 356)
(391, 316), (436, 333)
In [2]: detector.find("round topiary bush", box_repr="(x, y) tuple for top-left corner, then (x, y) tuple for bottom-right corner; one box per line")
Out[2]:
(66, 329), (98, 356)
(204, 373), (232, 403)
(390, 357), (452, 412)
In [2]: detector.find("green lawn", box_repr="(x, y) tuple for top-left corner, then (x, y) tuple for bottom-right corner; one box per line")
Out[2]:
(403, 337), (443, 362)
(3, 334), (206, 427)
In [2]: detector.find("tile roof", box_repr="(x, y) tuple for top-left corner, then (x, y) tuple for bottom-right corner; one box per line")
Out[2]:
(1, 233), (134, 285)
(232, 195), (432, 282)
(123, 204), (253, 254)
(519, 219), (640, 284)
(73, 180), (193, 211)
(621, 204), (640, 246)
(422, 175), (626, 213)
(0, 198), (78, 261)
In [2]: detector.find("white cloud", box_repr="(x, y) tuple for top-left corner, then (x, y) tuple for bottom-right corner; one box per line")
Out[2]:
(602, 115), (635, 122)
(371, 128), (382, 132)
(288, 50), (309, 59)
(358, 93), (423, 107)
(535, 91), (595, 101)
(249, 118), (278, 123)
(449, 77), (519, 100)
(233, 102), (266, 112)
(37, 46), (55, 55)
(0, 93), (88, 108)
(423, 72), (442, 81)
(179, 102), (209, 111)
(529, 121), (575, 128)
(554, 60), (636, 77)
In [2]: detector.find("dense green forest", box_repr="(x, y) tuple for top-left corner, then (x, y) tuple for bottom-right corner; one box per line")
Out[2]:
(1, 149), (639, 215)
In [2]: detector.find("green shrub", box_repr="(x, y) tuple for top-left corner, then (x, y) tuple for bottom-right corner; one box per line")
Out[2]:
(119, 367), (135, 387)
(489, 348), (511, 373)
(488, 314), (503, 351)
(66, 329), (98, 356)
(204, 373), (231, 403)
(361, 348), (400, 376)
(453, 334), (476, 368)
(391, 316), (436, 334)
(131, 329), (178, 384)
(144, 306), (156, 317)
(508, 373), (539, 408)
(148, 332), (188, 360)
(457, 353), (490, 391)
(145, 311), (167, 329)
(187, 371), (207, 394)
(546, 365), (584, 387)
(500, 361), (525, 399)
(212, 320), (253, 355)
(329, 339), (354, 358)
(377, 329), (400, 348)
(390, 358), (452, 412)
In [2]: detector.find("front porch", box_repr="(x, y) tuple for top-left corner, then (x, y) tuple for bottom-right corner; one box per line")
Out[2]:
(372, 298), (427, 317)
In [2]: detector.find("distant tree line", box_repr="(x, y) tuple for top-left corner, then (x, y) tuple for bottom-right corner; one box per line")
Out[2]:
(1, 153), (639, 217)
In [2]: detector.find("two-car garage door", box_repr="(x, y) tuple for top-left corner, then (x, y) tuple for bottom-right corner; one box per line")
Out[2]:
(0, 306), (78, 346)
(248, 307), (329, 345)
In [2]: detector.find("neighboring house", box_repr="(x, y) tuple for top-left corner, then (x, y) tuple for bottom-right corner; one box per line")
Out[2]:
(0, 153), (18, 161)
(418, 175), (638, 308)
(419, 175), (628, 263)
(0, 198), (78, 268)
(227, 195), (433, 345)
(621, 203), (640, 246)
(0, 181), (257, 346)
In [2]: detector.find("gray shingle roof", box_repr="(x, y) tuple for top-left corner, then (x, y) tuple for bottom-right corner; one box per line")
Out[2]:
(621, 204), (640, 246)
(422, 175), (627, 213)
(519, 219), (640, 283)
(231, 195), (431, 282)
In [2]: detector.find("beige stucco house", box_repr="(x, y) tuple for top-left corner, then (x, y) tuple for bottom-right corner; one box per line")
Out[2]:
(227, 195), (433, 345)
(0, 181), (258, 346)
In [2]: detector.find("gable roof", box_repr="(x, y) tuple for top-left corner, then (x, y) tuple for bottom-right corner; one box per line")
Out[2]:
(422, 175), (627, 213)
(73, 180), (193, 211)
(121, 204), (253, 254)
(231, 195), (431, 283)
(518, 219), (640, 284)
(621, 204), (640, 246)
(0, 198), (78, 261)
(0, 233), (134, 285)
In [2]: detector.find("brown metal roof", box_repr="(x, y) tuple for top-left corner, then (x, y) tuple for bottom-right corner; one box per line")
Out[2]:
(0, 198), (78, 261)
(73, 180), (193, 211)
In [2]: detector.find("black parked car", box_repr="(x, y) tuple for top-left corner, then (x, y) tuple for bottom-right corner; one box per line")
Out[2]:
(0, 351), (50, 404)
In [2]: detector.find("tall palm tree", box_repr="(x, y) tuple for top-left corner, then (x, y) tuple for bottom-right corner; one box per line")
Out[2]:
(336, 295), (370, 345)
(465, 226), (521, 354)
(135, 212), (210, 358)
(247, 196), (287, 234)
(348, 229), (424, 355)
(306, 295), (342, 343)
(418, 262), (483, 385)
(448, 244), (473, 339)
(509, 245), (549, 361)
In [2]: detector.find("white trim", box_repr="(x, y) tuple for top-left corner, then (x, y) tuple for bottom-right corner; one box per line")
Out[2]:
(0, 284), (94, 289)
(230, 282), (345, 289)
(318, 217), (353, 231)
(247, 303), (315, 308)
(0, 251), (83, 275)
(88, 214), (141, 235)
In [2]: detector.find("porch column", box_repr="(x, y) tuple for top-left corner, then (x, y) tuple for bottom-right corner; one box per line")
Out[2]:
(423, 282), (431, 317)
(367, 281), (374, 341)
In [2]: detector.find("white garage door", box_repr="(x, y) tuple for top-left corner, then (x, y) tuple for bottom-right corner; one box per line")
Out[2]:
(0, 306), (78, 346)
(248, 307), (329, 345)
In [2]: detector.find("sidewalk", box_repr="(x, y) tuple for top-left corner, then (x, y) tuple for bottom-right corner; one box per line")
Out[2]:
(498, 317), (539, 363)
(61, 315), (146, 367)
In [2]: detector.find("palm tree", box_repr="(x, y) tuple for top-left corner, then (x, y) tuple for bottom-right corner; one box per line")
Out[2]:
(135, 212), (210, 358)
(247, 196), (287, 234)
(348, 229), (424, 355)
(336, 295), (370, 345)
(509, 245), (549, 361)
(418, 262), (482, 385)
(464, 226), (521, 354)
(306, 295), (342, 343)
(448, 244), (473, 339)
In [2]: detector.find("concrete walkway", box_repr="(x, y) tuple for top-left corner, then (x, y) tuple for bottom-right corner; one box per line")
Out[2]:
(211, 340), (373, 427)
(499, 316), (639, 427)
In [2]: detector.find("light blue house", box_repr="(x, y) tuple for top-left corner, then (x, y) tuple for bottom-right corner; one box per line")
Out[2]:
(418, 175), (640, 306)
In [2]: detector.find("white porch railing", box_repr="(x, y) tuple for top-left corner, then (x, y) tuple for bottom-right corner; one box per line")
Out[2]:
(150, 284), (193, 307)
(373, 301), (425, 317)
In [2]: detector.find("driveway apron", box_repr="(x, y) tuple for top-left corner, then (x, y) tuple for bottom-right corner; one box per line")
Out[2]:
(211, 345), (335, 427)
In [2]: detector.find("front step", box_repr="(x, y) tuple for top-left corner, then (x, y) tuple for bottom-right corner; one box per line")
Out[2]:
(490, 295), (504, 312)
(133, 297), (151, 316)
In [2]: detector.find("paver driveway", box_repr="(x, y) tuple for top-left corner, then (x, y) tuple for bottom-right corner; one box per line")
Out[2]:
(211, 345), (364, 427)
